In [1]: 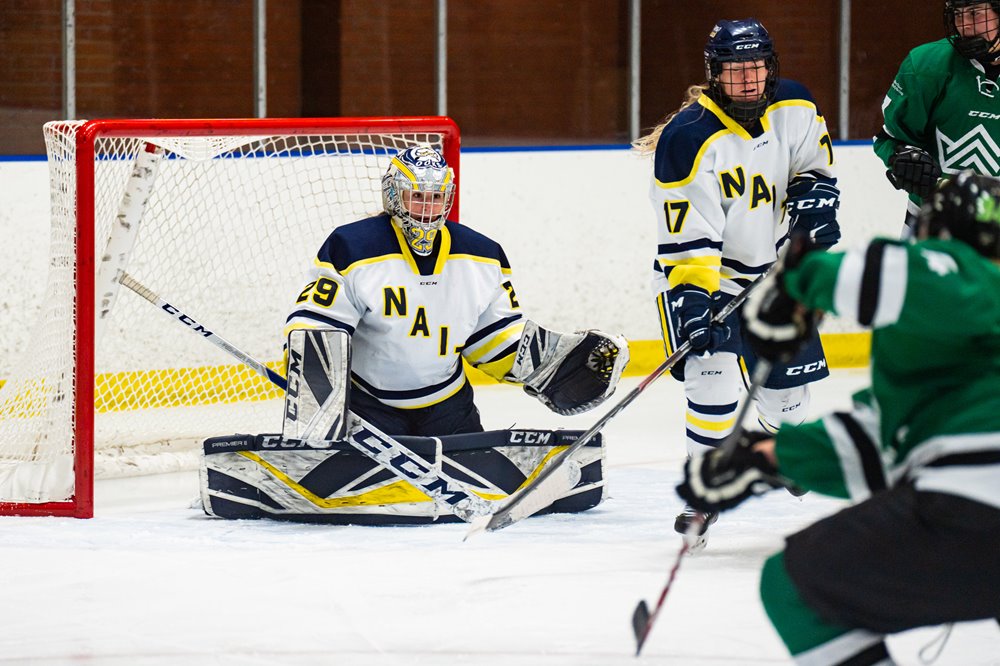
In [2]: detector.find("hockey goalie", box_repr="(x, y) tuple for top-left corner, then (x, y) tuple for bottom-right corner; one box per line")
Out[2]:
(200, 145), (629, 524)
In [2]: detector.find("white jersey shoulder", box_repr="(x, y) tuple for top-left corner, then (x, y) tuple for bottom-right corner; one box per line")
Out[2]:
(285, 215), (524, 408)
(649, 80), (835, 297)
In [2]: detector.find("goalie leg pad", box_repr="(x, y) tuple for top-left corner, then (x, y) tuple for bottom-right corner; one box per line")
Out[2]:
(510, 321), (628, 415)
(200, 429), (606, 524)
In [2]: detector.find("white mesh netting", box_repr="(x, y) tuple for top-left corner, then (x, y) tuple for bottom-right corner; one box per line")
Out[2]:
(0, 120), (451, 505)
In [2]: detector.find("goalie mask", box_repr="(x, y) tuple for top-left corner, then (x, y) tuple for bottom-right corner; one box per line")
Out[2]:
(704, 18), (779, 124)
(945, 0), (1000, 61)
(382, 145), (456, 256)
(916, 170), (1000, 259)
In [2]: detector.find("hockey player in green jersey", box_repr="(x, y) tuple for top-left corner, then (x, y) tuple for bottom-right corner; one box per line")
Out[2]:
(677, 170), (1000, 665)
(875, 1), (1000, 229)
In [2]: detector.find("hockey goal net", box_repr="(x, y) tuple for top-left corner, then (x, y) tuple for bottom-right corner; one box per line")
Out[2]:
(0, 117), (461, 517)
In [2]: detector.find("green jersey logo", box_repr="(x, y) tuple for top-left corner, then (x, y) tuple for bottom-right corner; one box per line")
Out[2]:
(936, 126), (1000, 176)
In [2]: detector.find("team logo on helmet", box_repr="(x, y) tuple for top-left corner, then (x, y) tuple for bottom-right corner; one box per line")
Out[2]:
(408, 146), (447, 168)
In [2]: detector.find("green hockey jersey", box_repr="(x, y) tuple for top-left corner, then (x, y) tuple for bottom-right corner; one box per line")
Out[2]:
(774, 238), (1000, 510)
(875, 39), (1000, 205)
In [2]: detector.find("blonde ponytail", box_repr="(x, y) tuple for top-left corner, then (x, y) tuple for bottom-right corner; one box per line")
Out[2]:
(632, 84), (708, 155)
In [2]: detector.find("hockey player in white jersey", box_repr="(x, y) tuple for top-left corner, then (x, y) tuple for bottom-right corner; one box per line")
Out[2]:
(284, 145), (628, 437)
(633, 18), (838, 546)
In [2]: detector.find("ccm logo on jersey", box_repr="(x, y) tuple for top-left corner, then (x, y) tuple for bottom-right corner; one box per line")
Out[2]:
(969, 110), (1000, 120)
(785, 360), (827, 376)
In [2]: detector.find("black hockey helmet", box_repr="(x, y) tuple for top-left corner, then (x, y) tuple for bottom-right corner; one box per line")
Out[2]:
(917, 170), (1000, 259)
(945, 0), (1000, 60)
(704, 18), (779, 124)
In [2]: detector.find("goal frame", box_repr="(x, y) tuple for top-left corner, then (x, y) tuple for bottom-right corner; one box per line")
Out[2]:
(0, 116), (461, 518)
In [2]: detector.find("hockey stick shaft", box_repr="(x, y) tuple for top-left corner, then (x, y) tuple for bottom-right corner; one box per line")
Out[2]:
(117, 270), (493, 522)
(477, 273), (769, 535)
(118, 271), (288, 390)
(633, 358), (774, 655)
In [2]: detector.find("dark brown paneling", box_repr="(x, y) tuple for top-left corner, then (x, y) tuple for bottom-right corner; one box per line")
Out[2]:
(267, 0), (303, 118)
(0, 0), (960, 154)
(0, 0), (302, 153)
(79, 0), (258, 118)
(0, 0), (62, 153)
(337, 1), (436, 117)
(301, 0), (340, 117)
(640, 1), (840, 137)
(448, 0), (628, 146)
(850, 2), (941, 139)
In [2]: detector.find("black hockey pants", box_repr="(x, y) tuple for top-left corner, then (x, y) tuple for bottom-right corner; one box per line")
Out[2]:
(783, 482), (1000, 633)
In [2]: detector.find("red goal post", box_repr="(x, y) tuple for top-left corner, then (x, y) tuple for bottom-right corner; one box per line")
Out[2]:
(0, 117), (461, 518)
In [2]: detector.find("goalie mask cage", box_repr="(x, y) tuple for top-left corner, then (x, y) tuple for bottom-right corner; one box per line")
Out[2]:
(0, 117), (461, 518)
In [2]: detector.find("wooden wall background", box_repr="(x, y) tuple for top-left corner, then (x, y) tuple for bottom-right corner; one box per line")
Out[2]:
(0, 1), (943, 153)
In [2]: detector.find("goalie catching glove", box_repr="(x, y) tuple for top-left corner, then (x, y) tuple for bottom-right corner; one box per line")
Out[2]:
(508, 321), (628, 415)
(676, 431), (783, 513)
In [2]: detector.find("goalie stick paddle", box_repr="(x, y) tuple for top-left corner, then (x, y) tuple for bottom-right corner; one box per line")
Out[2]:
(117, 270), (494, 523)
(631, 359), (774, 655)
(470, 273), (769, 538)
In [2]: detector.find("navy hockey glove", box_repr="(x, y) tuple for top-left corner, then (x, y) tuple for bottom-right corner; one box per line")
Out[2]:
(887, 145), (941, 199)
(785, 178), (841, 248)
(676, 431), (782, 513)
(670, 287), (730, 354)
(741, 265), (817, 364)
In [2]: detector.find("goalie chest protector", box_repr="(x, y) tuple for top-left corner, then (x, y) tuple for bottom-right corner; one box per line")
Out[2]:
(200, 428), (605, 525)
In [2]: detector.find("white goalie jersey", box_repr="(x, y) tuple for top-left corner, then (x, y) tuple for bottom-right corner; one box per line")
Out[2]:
(649, 80), (836, 298)
(284, 214), (524, 409)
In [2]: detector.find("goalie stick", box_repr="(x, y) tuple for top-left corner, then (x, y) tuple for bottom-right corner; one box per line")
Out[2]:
(632, 358), (773, 655)
(467, 271), (772, 538)
(117, 270), (498, 523)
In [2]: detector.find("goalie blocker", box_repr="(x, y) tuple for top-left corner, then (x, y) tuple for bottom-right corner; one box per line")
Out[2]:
(200, 428), (605, 525)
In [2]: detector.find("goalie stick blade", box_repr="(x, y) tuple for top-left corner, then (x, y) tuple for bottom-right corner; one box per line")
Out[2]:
(466, 460), (580, 538)
(462, 514), (492, 542)
(632, 600), (652, 656)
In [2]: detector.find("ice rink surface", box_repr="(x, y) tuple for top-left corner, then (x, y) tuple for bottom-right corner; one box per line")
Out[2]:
(1, 370), (998, 665)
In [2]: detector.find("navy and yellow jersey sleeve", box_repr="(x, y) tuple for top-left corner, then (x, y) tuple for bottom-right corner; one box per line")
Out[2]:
(448, 225), (525, 381)
(873, 40), (954, 167)
(769, 79), (836, 181)
(650, 99), (728, 294)
(282, 214), (400, 340)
